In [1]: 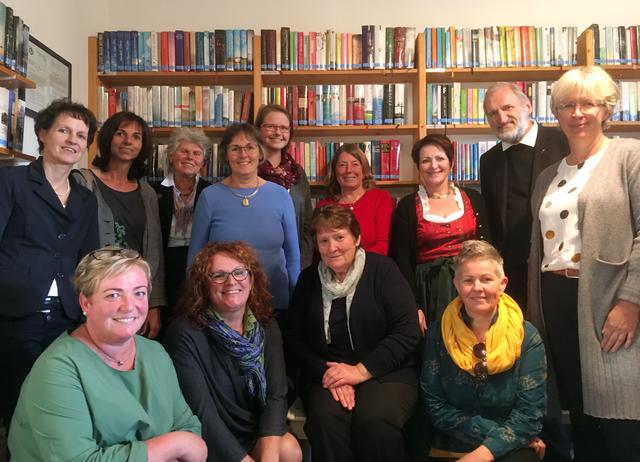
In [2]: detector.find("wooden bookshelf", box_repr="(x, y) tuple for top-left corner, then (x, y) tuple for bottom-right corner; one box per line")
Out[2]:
(261, 69), (418, 85)
(425, 66), (571, 84)
(0, 147), (38, 161)
(97, 71), (253, 87)
(0, 64), (36, 90)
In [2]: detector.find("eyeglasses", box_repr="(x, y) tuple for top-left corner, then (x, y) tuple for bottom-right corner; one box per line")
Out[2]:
(227, 143), (259, 155)
(207, 267), (251, 284)
(473, 342), (488, 382)
(556, 100), (604, 113)
(261, 124), (290, 133)
(88, 247), (141, 260)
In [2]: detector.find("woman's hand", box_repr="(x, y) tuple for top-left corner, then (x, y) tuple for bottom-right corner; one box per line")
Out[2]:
(601, 299), (640, 352)
(147, 431), (207, 462)
(141, 307), (162, 339)
(322, 362), (372, 388)
(418, 309), (427, 333)
(329, 384), (356, 410)
(458, 445), (494, 462)
(528, 437), (546, 460)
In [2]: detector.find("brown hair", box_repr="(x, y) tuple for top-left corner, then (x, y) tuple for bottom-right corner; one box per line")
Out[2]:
(309, 205), (361, 245)
(254, 104), (294, 152)
(177, 241), (273, 327)
(324, 144), (375, 199)
(410, 134), (455, 166)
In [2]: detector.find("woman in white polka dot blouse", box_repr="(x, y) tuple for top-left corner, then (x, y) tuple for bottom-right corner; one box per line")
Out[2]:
(528, 66), (640, 462)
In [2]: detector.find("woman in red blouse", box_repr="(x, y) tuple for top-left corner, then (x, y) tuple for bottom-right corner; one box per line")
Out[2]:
(389, 134), (490, 330)
(316, 144), (394, 255)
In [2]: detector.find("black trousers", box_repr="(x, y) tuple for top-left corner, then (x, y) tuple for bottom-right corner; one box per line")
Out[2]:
(541, 273), (640, 462)
(0, 298), (75, 429)
(303, 380), (417, 462)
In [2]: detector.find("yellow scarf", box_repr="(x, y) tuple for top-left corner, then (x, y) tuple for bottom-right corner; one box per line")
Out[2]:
(440, 293), (524, 376)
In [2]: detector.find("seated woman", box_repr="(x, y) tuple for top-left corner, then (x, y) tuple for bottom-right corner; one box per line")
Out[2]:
(8, 246), (207, 462)
(164, 241), (302, 462)
(287, 205), (421, 462)
(421, 240), (546, 462)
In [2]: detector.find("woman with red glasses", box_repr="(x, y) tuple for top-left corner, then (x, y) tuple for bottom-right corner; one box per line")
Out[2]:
(421, 240), (547, 462)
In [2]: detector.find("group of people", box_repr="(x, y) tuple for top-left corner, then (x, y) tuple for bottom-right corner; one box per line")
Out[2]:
(0, 64), (638, 462)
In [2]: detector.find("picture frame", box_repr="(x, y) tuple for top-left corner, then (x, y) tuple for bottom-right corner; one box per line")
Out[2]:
(24, 36), (72, 117)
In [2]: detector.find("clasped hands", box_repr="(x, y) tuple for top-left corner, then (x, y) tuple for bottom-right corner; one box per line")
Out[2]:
(322, 362), (372, 411)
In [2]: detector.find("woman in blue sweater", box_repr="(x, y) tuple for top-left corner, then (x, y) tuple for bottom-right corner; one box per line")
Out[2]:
(188, 124), (300, 316)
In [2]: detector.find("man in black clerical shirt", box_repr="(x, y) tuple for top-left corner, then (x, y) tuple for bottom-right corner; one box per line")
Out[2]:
(480, 82), (568, 312)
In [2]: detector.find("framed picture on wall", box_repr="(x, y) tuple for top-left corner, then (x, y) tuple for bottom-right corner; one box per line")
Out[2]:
(24, 36), (72, 117)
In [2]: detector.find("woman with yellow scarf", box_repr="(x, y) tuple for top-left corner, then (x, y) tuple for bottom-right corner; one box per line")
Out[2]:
(421, 240), (547, 462)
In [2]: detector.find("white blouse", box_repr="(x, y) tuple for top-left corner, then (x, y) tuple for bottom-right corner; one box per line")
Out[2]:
(539, 146), (606, 272)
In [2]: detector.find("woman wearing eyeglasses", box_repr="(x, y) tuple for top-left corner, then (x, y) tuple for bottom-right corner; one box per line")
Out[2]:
(9, 247), (207, 462)
(165, 241), (302, 462)
(528, 67), (640, 461)
(188, 124), (300, 316)
(256, 104), (313, 270)
(421, 240), (547, 462)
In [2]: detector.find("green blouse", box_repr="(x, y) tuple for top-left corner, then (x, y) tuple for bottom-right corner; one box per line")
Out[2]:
(9, 331), (201, 461)
(420, 321), (547, 459)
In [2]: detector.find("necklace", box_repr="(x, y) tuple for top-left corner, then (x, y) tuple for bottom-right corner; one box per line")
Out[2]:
(427, 184), (453, 200)
(340, 190), (365, 210)
(84, 326), (133, 367)
(55, 179), (71, 197)
(228, 179), (260, 207)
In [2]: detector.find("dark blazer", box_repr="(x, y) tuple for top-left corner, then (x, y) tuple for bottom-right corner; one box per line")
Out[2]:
(0, 158), (99, 319)
(153, 177), (211, 249)
(389, 187), (490, 299)
(480, 124), (568, 254)
(286, 252), (421, 386)
(164, 317), (288, 462)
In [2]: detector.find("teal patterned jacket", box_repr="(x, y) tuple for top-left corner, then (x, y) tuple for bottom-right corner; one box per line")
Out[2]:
(421, 320), (547, 459)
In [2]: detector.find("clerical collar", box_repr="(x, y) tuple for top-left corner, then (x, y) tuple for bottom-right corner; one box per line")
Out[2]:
(501, 120), (538, 151)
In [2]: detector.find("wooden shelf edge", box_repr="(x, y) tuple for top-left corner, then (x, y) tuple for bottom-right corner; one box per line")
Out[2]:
(97, 71), (254, 86)
(0, 65), (36, 89)
(425, 65), (574, 83)
(0, 147), (38, 161)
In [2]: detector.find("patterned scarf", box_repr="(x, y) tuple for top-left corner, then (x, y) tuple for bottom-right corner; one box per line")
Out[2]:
(258, 151), (301, 190)
(172, 183), (197, 238)
(207, 310), (267, 405)
(440, 293), (524, 376)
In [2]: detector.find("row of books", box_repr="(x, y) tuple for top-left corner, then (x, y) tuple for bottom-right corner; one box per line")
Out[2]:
(97, 29), (255, 73)
(425, 25), (578, 68)
(0, 2), (30, 76)
(148, 143), (227, 182)
(96, 86), (253, 128)
(260, 26), (416, 71)
(263, 84), (406, 127)
(589, 25), (640, 65)
(450, 141), (497, 182)
(613, 81), (640, 122)
(427, 81), (559, 126)
(0, 87), (26, 151)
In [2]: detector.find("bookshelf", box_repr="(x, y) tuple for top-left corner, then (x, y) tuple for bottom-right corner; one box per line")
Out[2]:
(0, 63), (37, 162)
(86, 27), (640, 188)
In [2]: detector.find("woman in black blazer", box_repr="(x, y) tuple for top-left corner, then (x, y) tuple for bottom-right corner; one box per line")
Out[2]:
(152, 128), (211, 312)
(0, 99), (99, 430)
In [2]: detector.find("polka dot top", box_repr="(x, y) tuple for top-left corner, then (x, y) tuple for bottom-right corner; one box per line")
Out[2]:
(539, 146), (606, 272)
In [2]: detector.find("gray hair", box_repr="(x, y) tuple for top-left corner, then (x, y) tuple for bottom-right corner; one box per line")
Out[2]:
(483, 82), (531, 113)
(167, 128), (210, 170)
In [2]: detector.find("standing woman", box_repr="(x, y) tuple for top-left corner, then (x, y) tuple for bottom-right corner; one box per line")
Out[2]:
(78, 111), (166, 339)
(256, 104), (313, 270)
(317, 144), (394, 255)
(390, 134), (490, 329)
(0, 99), (99, 430)
(188, 123), (300, 315)
(529, 66), (640, 461)
(153, 128), (211, 311)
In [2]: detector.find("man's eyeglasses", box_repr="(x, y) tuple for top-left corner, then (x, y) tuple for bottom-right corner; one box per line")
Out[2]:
(227, 143), (259, 155)
(207, 267), (251, 284)
(88, 247), (141, 260)
(261, 124), (290, 133)
(473, 342), (488, 382)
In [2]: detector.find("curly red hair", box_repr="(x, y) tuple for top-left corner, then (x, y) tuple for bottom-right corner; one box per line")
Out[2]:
(177, 241), (273, 328)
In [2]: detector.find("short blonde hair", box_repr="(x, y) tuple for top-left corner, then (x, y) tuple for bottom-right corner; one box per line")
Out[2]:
(454, 240), (504, 278)
(551, 66), (619, 126)
(74, 246), (152, 298)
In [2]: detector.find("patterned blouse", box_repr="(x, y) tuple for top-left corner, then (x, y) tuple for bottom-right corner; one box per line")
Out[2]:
(420, 321), (547, 459)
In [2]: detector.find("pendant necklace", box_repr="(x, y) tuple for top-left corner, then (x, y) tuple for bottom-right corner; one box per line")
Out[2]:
(229, 179), (260, 207)
(84, 326), (132, 367)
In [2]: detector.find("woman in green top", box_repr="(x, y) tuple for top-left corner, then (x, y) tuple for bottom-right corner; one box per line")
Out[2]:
(9, 247), (207, 462)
